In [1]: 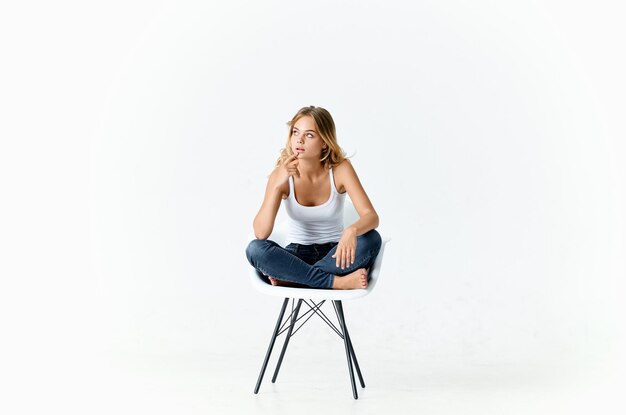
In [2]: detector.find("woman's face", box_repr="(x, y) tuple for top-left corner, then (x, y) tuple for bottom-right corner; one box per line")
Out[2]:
(290, 116), (326, 160)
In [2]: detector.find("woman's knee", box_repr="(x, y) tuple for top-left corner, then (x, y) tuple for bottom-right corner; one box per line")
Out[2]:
(359, 229), (382, 251)
(245, 239), (275, 263)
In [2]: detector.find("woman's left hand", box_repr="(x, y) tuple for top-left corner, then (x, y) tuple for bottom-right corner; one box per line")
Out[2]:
(332, 227), (357, 270)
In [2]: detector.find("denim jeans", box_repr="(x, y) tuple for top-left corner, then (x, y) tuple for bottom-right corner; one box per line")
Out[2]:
(246, 229), (382, 289)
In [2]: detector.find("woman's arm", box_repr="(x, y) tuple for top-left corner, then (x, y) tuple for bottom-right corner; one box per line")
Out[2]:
(253, 171), (285, 240)
(335, 159), (379, 236)
(332, 159), (379, 269)
(253, 154), (300, 239)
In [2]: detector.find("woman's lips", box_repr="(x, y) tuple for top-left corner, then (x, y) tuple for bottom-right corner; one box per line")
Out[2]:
(295, 148), (305, 152)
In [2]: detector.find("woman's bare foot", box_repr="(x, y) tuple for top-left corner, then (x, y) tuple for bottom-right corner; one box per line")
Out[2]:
(267, 276), (307, 288)
(332, 268), (368, 290)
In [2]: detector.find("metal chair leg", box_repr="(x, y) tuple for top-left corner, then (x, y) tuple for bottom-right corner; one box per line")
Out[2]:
(334, 300), (358, 399)
(254, 297), (289, 394)
(334, 300), (365, 388)
(347, 329), (366, 388)
(272, 299), (303, 383)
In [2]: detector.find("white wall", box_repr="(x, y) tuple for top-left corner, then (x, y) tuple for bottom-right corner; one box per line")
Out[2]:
(1, 0), (625, 411)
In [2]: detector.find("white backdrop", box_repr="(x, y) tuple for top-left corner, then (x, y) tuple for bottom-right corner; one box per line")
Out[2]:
(1, 0), (625, 413)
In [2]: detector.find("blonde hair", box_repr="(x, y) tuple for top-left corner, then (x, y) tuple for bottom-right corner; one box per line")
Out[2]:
(275, 106), (347, 169)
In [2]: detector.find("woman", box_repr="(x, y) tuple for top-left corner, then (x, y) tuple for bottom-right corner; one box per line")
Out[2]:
(246, 106), (381, 290)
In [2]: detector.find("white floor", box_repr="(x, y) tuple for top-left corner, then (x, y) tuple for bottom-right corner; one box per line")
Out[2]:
(8, 340), (623, 415)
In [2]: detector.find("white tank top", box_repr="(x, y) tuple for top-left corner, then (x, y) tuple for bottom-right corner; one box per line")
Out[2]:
(284, 168), (345, 244)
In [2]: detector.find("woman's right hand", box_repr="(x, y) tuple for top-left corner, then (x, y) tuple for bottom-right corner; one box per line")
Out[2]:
(254, 153), (299, 239)
(272, 153), (299, 189)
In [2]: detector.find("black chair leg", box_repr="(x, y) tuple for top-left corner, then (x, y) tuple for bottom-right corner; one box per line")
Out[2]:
(334, 300), (358, 399)
(347, 329), (366, 388)
(272, 299), (303, 383)
(254, 297), (289, 394)
(333, 300), (365, 387)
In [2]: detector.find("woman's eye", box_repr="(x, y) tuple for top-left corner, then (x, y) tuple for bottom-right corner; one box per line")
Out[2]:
(306, 133), (313, 138)
(292, 130), (298, 135)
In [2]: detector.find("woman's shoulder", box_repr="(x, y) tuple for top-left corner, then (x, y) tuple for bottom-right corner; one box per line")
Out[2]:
(268, 167), (290, 199)
(332, 159), (356, 176)
(332, 159), (356, 193)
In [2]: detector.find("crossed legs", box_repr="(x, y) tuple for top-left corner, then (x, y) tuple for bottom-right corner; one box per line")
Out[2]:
(246, 230), (382, 290)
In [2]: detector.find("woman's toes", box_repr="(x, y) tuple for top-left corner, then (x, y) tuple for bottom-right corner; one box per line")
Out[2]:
(361, 270), (368, 288)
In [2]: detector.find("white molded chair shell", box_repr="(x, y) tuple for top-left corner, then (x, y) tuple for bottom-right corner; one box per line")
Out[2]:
(248, 200), (389, 301)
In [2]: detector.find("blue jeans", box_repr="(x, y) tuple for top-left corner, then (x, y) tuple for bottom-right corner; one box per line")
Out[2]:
(246, 229), (382, 289)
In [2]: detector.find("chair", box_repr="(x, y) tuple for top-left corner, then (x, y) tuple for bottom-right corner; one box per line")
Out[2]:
(248, 201), (390, 399)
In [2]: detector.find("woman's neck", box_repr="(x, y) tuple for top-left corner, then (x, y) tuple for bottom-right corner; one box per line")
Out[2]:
(297, 159), (326, 181)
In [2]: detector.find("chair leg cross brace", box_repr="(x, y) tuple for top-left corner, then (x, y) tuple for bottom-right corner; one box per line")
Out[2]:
(254, 297), (365, 399)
